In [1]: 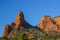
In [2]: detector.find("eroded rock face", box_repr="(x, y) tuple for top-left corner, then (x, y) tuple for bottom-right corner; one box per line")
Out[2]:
(38, 16), (60, 34)
(3, 11), (60, 38)
(15, 12), (24, 28)
(3, 11), (31, 37)
(38, 16), (53, 30)
(3, 22), (16, 37)
(54, 16), (60, 25)
(3, 25), (11, 37)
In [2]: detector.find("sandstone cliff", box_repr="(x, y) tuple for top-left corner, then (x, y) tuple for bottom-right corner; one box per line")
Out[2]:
(38, 16), (60, 34)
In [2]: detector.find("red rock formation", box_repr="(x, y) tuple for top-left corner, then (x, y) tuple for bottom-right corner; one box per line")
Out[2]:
(2, 11), (32, 37)
(3, 11), (30, 37)
(15, 11), (24, 29)
(3, 25), (11, 37)
(3, 11), (60, 37)
(54, 16), (60, 25)
(38, 16), (53, 30)
(38, 16), (60, 34)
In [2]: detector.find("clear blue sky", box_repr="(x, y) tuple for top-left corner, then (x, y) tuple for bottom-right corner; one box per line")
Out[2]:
(0, 0), (60, 36)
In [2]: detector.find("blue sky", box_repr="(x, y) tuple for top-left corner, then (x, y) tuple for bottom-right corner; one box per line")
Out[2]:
(0, 0), (60, 36)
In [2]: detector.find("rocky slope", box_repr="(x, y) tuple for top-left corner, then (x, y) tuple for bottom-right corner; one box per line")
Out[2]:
(2, 11), (60, 39)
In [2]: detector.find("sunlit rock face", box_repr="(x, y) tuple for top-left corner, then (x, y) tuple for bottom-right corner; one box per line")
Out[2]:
(53, 16), (60, 32)
(54, 16), (60, 25)
(15, 12), (24, 28)
(37, 16), (60, 34)
(38, 16), (53, 30)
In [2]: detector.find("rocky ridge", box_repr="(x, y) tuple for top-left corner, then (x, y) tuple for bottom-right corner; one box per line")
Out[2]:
(2, 11), (60, 39)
